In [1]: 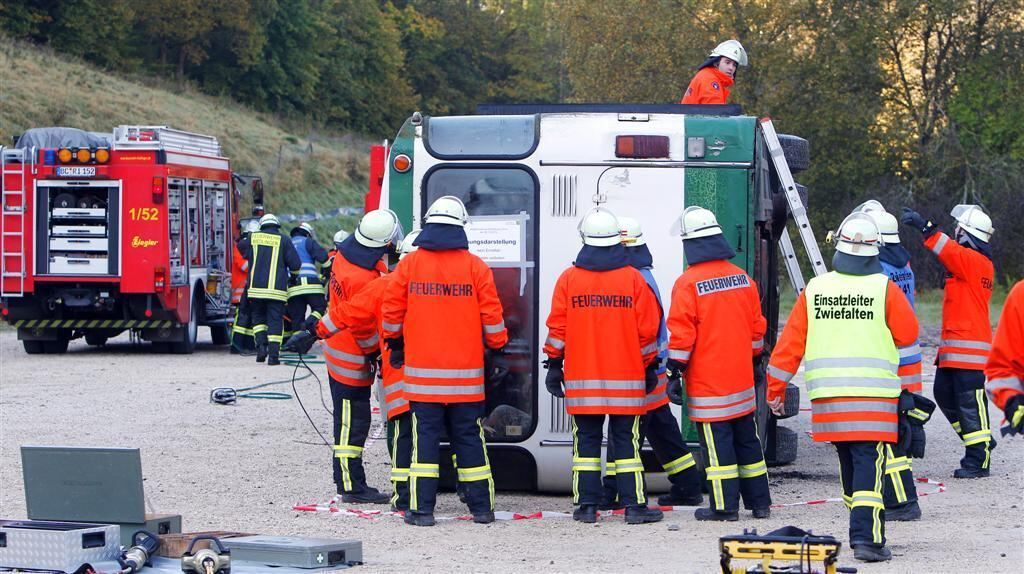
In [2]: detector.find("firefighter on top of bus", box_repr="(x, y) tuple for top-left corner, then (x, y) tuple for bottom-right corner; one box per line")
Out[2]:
(381, 196), (508, 527)
(286, 222), (329, 336)
(237, 213), (301, 365)
(665, 207), (771, 522)
(680, 39), (747, 105)
(901, 204), (996, 478)
(544, 208), (664, 525)
(768, 212), (919, 563)
(599, 217), (703, 511)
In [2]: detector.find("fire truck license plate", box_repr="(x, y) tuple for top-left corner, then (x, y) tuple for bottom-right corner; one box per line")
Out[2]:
(56, 166), (96, 177)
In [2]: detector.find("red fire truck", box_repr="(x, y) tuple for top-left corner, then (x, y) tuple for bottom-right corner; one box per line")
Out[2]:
(0, 125), (263, 354)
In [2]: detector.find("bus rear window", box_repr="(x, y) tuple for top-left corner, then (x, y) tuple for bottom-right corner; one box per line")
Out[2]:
(424, 115), (538, 159)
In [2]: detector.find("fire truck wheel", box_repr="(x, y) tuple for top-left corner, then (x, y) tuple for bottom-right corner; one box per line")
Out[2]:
(23, 340), (45, 354)
(170, 291), (201, 354)
(42, 338), (70, 354)
(209, 325), (230, 345)
(84, 332), (108, 347)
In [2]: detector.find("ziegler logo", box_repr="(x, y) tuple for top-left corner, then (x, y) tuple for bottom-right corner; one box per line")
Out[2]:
(131, 236), (158, 248)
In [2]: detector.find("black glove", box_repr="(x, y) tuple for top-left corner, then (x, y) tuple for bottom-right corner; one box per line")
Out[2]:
(896, 390), (915, 453)
(485, 347), (511, 385)
(282, 330), (316, 354)
(543, 357), (565, 398)
(365, 347), (382, 364)
(644, 360), (660, 394)
(909, 424), (926, 458)
(387, 337), (405, 369)
(303, 315), (321, 335)
(1003, 395), (1024, 436)
(667, 376), (684, 406)
(900, 207), (936, 236)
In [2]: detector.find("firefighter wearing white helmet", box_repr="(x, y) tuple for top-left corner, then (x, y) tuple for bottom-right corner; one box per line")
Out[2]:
(286, 220), (330, 342)
(283, 208), (401, 504)
(858, 204), (930, 523)
(544, 207), (664, 525)
(767, 210), (920, 562)
(681, 39), (747, 105)
(902, 203), (996, 479)
(397, 229), (421, 259)
(666, 205), (772, 521)
(597, 216), (705, 511)
(238, 212), (301, 365)
(333, 229), (350, 251)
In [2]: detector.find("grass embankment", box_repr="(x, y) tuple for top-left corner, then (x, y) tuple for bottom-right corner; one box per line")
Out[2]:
(0, 37), (368, 239)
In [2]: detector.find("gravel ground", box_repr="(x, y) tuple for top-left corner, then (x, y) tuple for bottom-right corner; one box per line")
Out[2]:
(1, 330), (1021, 573)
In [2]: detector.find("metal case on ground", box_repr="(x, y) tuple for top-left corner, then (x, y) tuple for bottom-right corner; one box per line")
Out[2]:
(0, 520), (120, 573)
(222, 535), (363, 569)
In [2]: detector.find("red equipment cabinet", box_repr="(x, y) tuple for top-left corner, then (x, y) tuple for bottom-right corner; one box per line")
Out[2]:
(0, 126), (263, 354)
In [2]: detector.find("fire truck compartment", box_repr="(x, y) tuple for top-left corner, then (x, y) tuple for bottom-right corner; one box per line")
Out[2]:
(35, 181), (120, 277)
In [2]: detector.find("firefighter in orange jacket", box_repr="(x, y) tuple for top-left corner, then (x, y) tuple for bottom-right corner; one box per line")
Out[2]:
(663, 207), (770, 522)
(599, 217), (704, 510)
(680, 39), (747, 105)
(768, 213), (919, 563)
(381, 196), (508, 527)
(986, 279), (1024, 437)
(901, 204), (996, 478)
(285, 209), (399, 504)
(544, 208), (663, 525)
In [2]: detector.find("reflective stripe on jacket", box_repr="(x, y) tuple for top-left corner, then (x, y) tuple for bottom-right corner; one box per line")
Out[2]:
(924, 232), (994, 370)
(320, 253), (385, 388)
(986, 280), (1024, 410)
(667, 259), (766, 422)
(238, 230), (301, 301)
(382, 248), (507, 404)
(767, 271), (919, 443)
(544, 265), (659, 416)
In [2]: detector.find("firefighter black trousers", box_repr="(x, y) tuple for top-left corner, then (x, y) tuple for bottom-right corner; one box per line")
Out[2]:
(387, 412), (413, 511)
(882, 441), (917, 509)
(696, 412), (771, 512)
(409, 401), (494, 515)
(230, 294), (255, 353)
(330, 380), (373, 494)
(286, 292), (326, 336)
(573, 414), (644, 507)
(249, 298), (284, 358)
(603, 405), (701, 502)
(835, 441), (886, 548)
(934, 367), (994, 470)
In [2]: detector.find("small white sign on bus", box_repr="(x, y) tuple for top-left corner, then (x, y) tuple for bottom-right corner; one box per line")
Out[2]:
(466, 217), (523, 263)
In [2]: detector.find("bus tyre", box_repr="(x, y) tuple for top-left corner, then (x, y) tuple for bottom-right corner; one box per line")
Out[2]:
(23, 340), (45, 354)
(767, 425), (798, 466)
(210, 325), (230, 345)
(85, 332), (108, 347)
(776, 383), (801, 420)
(170, 291), (200, 354)
(777, 134), (810, 173)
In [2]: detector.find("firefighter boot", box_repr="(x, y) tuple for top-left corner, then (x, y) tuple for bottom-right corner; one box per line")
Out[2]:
(472, 511), (495, 524)
(256, 343), (268, 363)
(853, 544), (892, 562)
(341, 485), (391, 504)
(886, 500), (922, 521)
(573, 504), (598, 524)
(403, 511), (436, 527)
(752, 507), (771, 519)
(694, 507), (739, 521)
(624, 505), (664, 525)
(267, 343), (281, 365)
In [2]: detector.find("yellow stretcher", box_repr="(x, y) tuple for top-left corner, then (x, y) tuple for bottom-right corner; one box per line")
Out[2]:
(719, 528), (857, 573)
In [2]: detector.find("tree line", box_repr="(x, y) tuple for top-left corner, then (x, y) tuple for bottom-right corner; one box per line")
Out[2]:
(2, 0), (1022, 283)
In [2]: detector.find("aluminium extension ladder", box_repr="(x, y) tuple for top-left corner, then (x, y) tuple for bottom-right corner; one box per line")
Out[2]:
(0, 146), (30, 298)
(759, 118), (827, 295)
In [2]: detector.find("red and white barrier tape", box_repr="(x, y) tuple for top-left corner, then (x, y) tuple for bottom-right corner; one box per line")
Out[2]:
(293, 478), (945, 520)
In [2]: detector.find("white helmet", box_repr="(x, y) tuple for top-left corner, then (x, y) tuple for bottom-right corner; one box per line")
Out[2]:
(854, 199), (886, 214)
(951, 204), (993, 242)
(259, 213), (280, 228)
(425, 195), (469, 227)
(578, 208), (621, 247)
(354, 209), (400, 248)
(398, 229), (421, 259)
(710, 39), (748, 66)
(674, 206), (722, 240)
(298, 222), (315, 237)
(245, 219), (260, 233)
(617, 216), (645, 247)
(866, 210), (900, 245)
(834, 212), (881, 256)
(333, 229), (349, 245)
